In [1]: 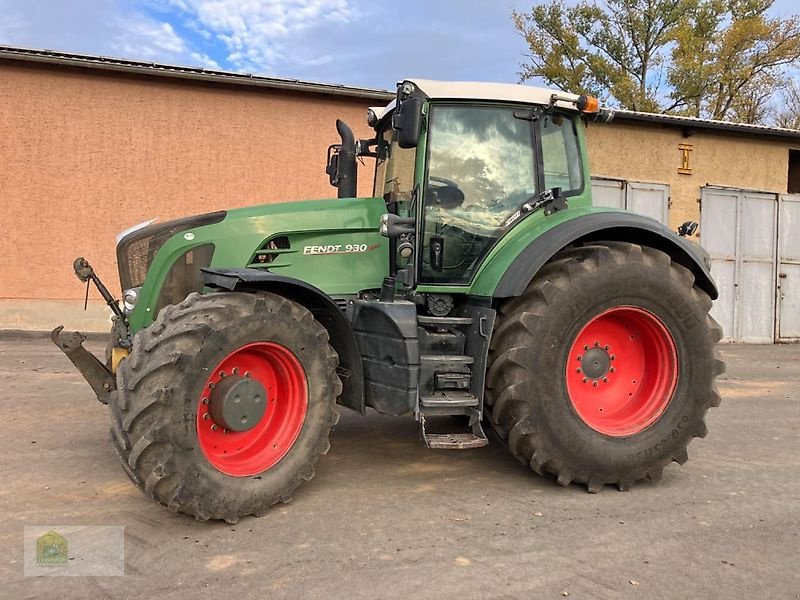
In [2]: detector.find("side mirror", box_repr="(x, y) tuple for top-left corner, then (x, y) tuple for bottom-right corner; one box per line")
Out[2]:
(394, 97), (424, 149)
(325, 145), (340, 186)
(678, 221), (699, 237)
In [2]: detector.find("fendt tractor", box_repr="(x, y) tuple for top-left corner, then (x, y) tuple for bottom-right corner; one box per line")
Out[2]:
(53, 79), (724, 522)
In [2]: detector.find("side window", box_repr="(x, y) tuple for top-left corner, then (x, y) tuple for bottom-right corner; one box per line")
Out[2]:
(421, 105), (536, 284)
(540, 113), (583, 194)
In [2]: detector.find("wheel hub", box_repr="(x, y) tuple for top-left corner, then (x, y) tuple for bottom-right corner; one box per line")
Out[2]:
(580, 347), (611, 379)
(208, 374), (267, 432)
(566, 307), (678, 437)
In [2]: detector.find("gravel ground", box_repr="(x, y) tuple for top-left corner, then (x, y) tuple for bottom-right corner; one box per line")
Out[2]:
(0, 335), (798, 599)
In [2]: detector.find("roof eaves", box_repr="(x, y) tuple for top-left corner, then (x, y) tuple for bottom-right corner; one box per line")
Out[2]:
(0, 45), (395, 102)
(612, 109), (800, 141)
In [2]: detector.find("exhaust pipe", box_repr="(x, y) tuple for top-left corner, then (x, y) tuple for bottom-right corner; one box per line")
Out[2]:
(335, 119), (357, 198)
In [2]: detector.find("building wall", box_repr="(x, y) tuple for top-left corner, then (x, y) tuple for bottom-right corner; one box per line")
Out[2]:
(2, 61), (798, 333)
(0, 62), (377, 331)
(584, 119), (799, 231)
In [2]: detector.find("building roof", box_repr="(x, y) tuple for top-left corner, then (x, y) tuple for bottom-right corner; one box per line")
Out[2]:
(612, 109), (800, 141)
(0, 45), (393, 101)
(2, 46), (798, 141)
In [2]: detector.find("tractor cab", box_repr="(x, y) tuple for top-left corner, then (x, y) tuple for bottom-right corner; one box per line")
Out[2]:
(328, 79), (612, 292)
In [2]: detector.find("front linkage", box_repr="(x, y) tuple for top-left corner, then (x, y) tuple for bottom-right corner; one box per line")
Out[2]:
(51, 257), (131, 405)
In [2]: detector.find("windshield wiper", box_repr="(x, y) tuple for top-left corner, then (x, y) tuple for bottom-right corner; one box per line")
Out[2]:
(503, 187), (566, 228)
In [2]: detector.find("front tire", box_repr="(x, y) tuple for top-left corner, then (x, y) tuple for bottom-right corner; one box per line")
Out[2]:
(485, 242), (724, 492)
(109, 291), (341, 522)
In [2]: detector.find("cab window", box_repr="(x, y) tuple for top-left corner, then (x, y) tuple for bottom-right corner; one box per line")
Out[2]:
(420, 105), (536, 284)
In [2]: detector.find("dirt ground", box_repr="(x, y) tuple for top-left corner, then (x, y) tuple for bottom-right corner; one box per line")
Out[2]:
(0, 335), (798, 599)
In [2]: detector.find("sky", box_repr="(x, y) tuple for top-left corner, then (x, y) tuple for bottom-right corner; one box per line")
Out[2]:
(0, 0), (797, 92)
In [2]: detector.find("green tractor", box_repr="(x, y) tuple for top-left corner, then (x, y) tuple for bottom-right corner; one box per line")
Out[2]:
(53, 79), (724, 522)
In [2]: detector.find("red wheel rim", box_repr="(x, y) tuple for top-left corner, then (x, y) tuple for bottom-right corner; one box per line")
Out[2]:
(565, 307), (678, 437)
(196, 342), (308, 476)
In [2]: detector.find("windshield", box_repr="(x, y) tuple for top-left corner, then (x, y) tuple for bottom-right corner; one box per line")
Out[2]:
(374, 122), (416, 210)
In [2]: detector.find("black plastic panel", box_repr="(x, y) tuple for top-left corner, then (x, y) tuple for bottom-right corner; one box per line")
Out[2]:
(351, 300), (419, 416)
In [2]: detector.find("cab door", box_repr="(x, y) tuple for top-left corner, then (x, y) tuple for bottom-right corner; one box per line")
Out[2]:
(418, 105), (584, 285)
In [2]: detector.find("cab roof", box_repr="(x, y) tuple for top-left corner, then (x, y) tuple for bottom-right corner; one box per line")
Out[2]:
(370, 79), (583, 123)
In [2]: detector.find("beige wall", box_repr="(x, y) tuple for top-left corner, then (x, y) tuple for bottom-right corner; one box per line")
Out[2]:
(2, 61), (798, 333)
(585, 119), (799, 231)
(0, 61), (377, 331)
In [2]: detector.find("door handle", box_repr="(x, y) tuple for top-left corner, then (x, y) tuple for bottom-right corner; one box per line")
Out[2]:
(779, 272), (787, 278)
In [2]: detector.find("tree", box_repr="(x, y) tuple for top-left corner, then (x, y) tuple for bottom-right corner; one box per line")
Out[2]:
(513, 0), (800, 123)
(773, 79), (800, 129)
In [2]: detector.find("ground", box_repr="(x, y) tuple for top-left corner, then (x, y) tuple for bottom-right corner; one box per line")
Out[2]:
(0, 335), (798, 599)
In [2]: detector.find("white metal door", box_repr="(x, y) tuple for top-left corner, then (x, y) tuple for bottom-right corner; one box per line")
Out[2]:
(701, 187), (778, 343)
(590, 178), (669, 225)
(627, 182), (670, 225)
(591, 177), (625, 209)
(778, 195), (800, 341)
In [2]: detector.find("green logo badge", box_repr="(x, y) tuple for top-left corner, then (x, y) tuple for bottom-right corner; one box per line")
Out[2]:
(36, 530), (68, 565)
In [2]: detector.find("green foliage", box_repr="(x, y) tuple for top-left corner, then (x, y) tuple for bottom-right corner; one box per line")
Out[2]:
(513, 0), (800, 123)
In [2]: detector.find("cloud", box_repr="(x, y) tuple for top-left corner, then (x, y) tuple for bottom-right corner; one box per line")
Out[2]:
(110, 18), (186, 59)
(0, 0), (200, 65)
(163, 0), (360, 73)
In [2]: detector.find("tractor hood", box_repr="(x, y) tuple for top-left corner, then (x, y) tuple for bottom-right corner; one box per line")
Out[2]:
(121, 196), (390, 332)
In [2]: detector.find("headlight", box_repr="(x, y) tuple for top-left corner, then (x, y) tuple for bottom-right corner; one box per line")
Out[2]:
(122, 287), (141, 314)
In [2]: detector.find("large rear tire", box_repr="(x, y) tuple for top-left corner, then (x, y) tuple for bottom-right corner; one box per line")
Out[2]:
(485, 242), (724, 492)
(109, 291), (341, 522)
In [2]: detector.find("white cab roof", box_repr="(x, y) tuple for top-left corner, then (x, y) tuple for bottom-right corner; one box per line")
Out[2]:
(407, 79), (580, 107)
(370, 79), (582, 123)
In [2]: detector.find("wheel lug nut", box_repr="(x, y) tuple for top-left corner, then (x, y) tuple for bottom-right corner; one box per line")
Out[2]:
(211, 424), (218, 431)
(219, 371), (226, 378)
(232, 367), (239, 375)
(610, 355), (616, 360)
(592, 381), (598, 387)
(604, 345), (610, 350)
(244, 371), (251, 378)
(584, 345), (590, 351)
(202, 398), (208, 405)
(610, 367), (615, 373)
(208, 382), (215, 389)
(577, 356), (582, 361)
(203, 413), (210, 420)
(582, 377), (588, 383)
(576, 368), (582, 373)
(602, 377), (608, 383)
(594, 341), (600, 347)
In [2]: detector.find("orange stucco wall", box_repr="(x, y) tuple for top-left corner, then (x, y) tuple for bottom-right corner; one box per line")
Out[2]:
(0, 61), (377, 329)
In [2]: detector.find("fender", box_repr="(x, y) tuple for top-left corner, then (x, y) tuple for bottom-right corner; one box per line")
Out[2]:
(493, 212), (718, 300)
(201, 268), (364, 413)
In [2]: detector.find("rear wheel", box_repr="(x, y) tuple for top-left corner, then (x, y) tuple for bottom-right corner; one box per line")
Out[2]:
(485, 242), (724, 492)
(109, 291), (341, 522)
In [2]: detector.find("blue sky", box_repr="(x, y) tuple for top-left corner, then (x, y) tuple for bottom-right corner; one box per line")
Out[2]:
(0, 0), (796, 91)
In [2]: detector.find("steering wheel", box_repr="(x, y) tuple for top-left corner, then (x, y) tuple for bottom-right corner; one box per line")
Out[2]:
(429, 175), (460, 189)
(427, 176), (464, 209)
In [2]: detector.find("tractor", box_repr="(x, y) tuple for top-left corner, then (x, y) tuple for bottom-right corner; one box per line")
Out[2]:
(52, 79), (724, 522)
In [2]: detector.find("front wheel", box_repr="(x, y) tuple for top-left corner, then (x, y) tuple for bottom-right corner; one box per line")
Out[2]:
(109, 291), (341, 522)
(485, 242), (724, 492)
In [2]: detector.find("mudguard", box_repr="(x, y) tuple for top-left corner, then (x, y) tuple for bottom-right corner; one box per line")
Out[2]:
(201, 268), (365, 413)
(493, 212), (718, 300)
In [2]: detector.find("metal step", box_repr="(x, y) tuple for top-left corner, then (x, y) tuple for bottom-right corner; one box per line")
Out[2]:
(420, 391), (479, 408)
(424, 432), (488, 450)
(417, 315), (473, 327)
(420, 354), (474, 364)
(420, 410), (488, 450)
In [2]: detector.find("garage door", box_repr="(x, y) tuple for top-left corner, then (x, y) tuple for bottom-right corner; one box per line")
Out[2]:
(701, 187), (778, 343)
(590, 178), (669, 224)
(778, 195), (800, 341)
